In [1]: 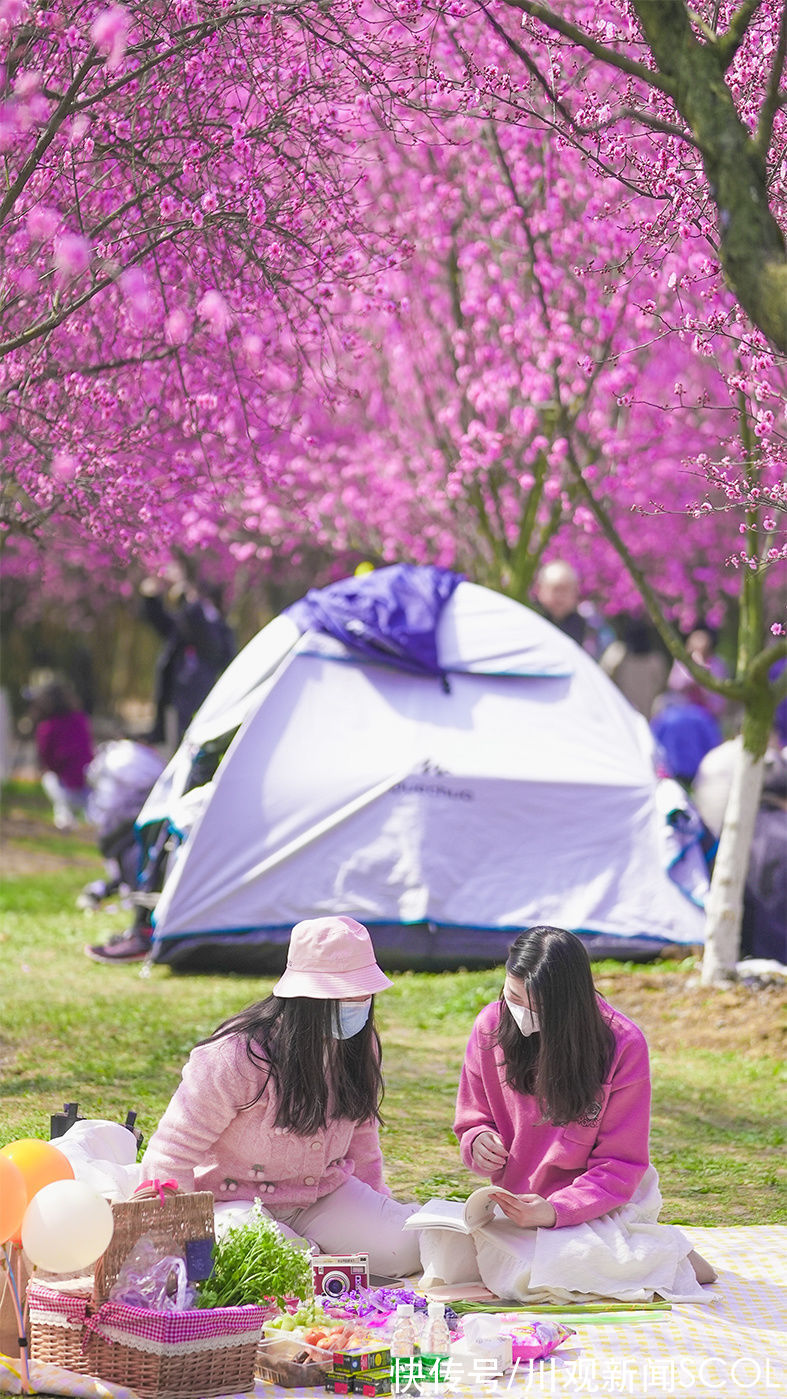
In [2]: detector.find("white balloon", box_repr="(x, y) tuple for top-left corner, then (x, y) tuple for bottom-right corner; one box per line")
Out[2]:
(22, 1179), (114, 1273)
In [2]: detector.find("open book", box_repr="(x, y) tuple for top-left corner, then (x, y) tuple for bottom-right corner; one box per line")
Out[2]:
(403, 1187), (520, 1234)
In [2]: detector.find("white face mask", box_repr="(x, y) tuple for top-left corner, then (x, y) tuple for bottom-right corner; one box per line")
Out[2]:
(332, 998), (372, 1039)
(503, 993), (540, 1037)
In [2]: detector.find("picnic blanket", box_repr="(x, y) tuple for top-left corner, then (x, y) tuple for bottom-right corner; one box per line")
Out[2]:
(2, 1227), (784, 1399)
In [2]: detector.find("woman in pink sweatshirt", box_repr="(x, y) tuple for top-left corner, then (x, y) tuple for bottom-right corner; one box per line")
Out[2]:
(141, 916), (420, 1277)
(428, 926), (715, 1302)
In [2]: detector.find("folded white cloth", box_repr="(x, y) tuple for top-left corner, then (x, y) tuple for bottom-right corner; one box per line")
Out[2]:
(52, 1120), (142, 1203)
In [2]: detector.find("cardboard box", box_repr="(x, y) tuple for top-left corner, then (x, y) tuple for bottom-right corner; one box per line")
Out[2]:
(333, 1345), (391, 1373)
(352, 1375), (392, 1396)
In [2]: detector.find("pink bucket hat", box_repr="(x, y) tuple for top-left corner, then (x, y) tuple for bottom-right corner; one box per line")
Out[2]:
(273, 916), (393, 999)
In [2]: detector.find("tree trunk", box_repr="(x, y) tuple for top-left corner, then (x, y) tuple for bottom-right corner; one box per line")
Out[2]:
(700, 739), (765, 984)
(699, 663), (778, 985)
(632, 0), (787, 354)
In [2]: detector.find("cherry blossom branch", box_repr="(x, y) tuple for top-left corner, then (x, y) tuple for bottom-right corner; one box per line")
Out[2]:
(0, 51), (99, 227)
(468, 7), (680, 193)
(631, 0), (787, 352)
(569, 105), (700, 149)
(754, 0), (787, 159)
(474, 3), (579, 126)
(562, 439), (747, 700)
(716, 0), (767, 69)
(71, 4), (277, 112)
(497, 0), (676, 95)
(0, 232), (179, 356)
(487, 0), (787, 350)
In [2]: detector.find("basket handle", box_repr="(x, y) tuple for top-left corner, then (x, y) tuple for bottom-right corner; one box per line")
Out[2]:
(133, 1178), (180, 1204)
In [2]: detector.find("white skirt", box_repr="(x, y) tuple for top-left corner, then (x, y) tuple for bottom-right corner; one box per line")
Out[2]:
(418, 1166), (713, 1304)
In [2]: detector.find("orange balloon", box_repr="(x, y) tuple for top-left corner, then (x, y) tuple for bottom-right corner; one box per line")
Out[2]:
(0, 1139), (74, 1244)
(0, 1155), (27, 1245)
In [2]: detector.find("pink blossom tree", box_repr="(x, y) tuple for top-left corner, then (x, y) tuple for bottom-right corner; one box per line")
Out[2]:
(255, 1), (785, 980)
(384, 0), (786, 980)
(0, 0), (389, 555)
(454, 0), (787, 350)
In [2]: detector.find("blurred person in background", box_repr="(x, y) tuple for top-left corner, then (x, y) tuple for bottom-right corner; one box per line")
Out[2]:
(650, 692), (722, 789)
(740, 757), (787, 965)
(28, 677), (93, 830)
(139, 567), (235, 746)
(77, 738), (167, 911)
(692, 736), (786, 965)
(600, 615), (670, 718)
(666, 623), (729, 724)
(533, 560), (613, 660)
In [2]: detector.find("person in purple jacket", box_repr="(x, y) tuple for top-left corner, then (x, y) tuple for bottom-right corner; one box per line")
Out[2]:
(441, 926), (716, 1301)
(141, 916), (420, 1277)
(30, 679), (94, 831)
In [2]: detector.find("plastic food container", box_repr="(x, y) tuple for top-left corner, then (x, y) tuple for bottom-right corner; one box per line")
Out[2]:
(256, 1333), (333, 1387)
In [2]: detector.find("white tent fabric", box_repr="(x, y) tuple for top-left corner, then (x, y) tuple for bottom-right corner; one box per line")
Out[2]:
(145, 581), (704, 953)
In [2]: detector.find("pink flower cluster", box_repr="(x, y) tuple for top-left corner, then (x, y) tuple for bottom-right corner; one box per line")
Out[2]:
(0, 0), (784, 648)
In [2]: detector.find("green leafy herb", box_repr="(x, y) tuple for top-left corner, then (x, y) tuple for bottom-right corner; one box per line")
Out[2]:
(196, 1202), (313, 1309)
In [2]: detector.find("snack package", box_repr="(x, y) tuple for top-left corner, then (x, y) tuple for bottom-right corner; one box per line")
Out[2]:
(499, 1318), (575, 1362)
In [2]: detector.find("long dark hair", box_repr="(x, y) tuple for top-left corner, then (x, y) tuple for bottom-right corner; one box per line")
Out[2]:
(30, 679), (78, 720)
(495, 926), (615, 1125)
(202, 995), (384, 1134)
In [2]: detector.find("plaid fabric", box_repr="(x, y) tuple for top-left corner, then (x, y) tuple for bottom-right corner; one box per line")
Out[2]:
(27, 1282), (267, 1350)
(27, 1283), (91, 1330)
(0, 1352), (139, 1398)
(85, 1300), (268, 1346)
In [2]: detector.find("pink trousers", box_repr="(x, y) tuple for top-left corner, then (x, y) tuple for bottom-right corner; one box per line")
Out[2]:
(215, 1175), (421, 1277)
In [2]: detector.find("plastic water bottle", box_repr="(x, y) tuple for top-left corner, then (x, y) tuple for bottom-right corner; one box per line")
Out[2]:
(422, 1300), (450, 1355)
(390, 1302), (417, 1358)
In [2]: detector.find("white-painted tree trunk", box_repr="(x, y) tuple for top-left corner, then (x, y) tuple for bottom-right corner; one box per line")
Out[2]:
(700, 741), (765, 985)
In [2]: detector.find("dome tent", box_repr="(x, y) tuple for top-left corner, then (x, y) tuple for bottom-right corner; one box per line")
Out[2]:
(139, 565), (704, 971)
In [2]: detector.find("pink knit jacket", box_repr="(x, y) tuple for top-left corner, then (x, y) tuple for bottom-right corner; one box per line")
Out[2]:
(454, 999), (651, 1227)
(141, 1033), (390, 1207)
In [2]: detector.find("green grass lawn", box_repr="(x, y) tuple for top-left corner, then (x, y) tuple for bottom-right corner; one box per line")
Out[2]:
(1, 782), (785, 1226)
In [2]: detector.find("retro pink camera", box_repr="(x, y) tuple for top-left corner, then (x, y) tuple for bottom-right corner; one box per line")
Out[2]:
(311, 1252), (370, 1300)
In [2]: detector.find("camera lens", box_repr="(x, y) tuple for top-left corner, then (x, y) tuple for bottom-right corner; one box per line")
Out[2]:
(322, 1270), (350, 1298)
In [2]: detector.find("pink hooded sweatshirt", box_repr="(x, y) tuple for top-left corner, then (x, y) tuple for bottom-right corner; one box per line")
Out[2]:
(454, 999), (651, 1227)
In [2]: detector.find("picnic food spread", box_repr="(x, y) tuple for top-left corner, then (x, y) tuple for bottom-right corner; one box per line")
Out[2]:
(4, 1173), (577, 1398)
(258, 1281), (574, 1393)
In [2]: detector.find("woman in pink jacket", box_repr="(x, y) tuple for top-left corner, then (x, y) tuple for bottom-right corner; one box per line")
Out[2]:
(142, 916), (420, 1277)
(423, 926), (715, 1302)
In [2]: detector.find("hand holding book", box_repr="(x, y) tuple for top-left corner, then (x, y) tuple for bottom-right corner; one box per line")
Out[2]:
(490, 1191), (556, 1229)
(404, 1185), (554, 1235)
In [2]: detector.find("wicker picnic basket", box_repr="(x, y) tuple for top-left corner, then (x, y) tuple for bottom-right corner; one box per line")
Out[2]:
(27, 1187), (270, 1399)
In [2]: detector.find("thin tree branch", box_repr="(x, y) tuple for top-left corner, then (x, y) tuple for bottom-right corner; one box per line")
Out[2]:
(716, 0), (768, 69)
(754, 0), (787, 158)
(686, 9), (721, 44)
(475, 2), (580, 127)
(562, 441), (747, 700)
(0, 231), (179, 356)
(497, 0), (677, 96)
(572, 105), (699, 148)
(0, 50), (99, 227)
